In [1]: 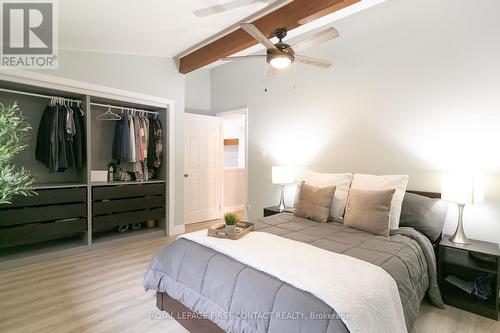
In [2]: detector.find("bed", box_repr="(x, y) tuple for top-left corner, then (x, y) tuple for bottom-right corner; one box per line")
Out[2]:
(144, 191), (444, 333)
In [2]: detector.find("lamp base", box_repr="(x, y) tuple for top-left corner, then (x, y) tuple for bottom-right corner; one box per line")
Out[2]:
(449, 204), (472, 245)
(277, 184), (286, 212)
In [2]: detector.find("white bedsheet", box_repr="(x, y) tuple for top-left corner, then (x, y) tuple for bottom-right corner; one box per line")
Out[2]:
(179, 230), (407, 333)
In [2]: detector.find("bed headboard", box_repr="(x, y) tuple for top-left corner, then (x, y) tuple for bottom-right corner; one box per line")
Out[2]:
(406, 190), (441, 199)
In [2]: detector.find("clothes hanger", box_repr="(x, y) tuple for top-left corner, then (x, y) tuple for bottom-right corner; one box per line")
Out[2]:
(96, 105), (121, 121)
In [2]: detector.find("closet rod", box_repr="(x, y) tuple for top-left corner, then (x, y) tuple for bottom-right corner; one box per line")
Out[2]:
(0, 87), (82, 104)
(90, 102), (159, 115)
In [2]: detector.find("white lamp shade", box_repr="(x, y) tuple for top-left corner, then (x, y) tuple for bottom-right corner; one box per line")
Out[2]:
(441, 173), (485, 205)
(272, 166), (294, 184)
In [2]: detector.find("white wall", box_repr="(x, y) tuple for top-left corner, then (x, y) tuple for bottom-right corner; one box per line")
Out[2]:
(34, 49), (186, 226)
(185, 69), (212, 115)
(224, 168), (246, 212)
(211, 0), (500, 243)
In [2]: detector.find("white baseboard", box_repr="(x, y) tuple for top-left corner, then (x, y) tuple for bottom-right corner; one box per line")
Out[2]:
(170, 224), (185, 235)
(224, 204), (246, 213)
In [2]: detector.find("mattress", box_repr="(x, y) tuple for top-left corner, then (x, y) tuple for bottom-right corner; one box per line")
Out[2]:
(144, 213), (443, 333)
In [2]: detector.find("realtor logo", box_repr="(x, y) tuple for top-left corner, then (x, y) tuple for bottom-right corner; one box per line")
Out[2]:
(1, 0), (58, 68)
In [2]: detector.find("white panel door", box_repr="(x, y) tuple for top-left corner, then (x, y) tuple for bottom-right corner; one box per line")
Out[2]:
(184, 113), (222, 224)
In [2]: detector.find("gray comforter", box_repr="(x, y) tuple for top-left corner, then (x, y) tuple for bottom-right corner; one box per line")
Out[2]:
(144, 213), (444, 333)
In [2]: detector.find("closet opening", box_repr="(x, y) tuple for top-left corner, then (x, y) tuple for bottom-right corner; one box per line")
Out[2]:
(0, 84), (88, 186)
(0, 82), (89, 260)
(89, 96), (168, 245)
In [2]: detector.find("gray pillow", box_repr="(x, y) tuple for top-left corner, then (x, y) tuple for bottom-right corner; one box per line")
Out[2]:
(399, 193), (448, 243)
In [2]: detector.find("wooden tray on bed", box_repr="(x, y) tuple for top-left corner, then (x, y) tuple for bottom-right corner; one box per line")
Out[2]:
(207, 222), (254, 240)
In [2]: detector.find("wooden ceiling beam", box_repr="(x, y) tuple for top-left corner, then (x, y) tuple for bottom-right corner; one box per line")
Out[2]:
(179, 0), (360, 74)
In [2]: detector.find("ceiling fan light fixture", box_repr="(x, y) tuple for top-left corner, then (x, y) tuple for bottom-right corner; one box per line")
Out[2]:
(270, 56), (291, 69)
(268, 52), (294, 69)
(236, 24), (336, 75)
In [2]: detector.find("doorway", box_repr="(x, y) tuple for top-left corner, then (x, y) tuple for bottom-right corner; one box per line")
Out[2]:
(218, 110), (247, 218)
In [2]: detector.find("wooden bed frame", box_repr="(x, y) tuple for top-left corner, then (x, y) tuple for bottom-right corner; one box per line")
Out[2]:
(156, 190), (441, 333)
(156, 292), (225, 333)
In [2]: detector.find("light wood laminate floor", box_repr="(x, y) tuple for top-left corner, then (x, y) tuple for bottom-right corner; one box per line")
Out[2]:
(0, 217), (498, 333)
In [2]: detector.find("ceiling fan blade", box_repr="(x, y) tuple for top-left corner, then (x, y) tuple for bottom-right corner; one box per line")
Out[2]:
(295, 55), (332, 68)
(194, 0), (263, 18)
(292, 27), (339, 52)
(221, 55), (267, 61)
(241, 23), (278, 50)
(267, 66), (278, 76)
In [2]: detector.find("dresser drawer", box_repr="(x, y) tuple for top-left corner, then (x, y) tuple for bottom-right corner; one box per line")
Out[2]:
(92, 183), (165, 201)
(0, 187), (87, 227)
(0, 218), (87, 249)
(92, 208), (164, 232)
(0, 187), (86, 208)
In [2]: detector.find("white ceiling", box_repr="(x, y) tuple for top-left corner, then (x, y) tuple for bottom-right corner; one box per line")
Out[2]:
(59, 0), (274, 57)
(59, 0), (385, 63)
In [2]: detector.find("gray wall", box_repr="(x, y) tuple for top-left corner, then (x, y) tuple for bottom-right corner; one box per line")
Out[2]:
(185, 69), (212, 115)
(35, 49), (185, 226)
(211, 0), (500, 243)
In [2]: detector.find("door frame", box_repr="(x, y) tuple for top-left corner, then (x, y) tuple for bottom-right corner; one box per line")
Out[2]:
(217, 108), (249, 218)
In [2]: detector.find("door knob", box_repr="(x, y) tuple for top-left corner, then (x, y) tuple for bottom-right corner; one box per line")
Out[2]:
(184, 174), (189, 178)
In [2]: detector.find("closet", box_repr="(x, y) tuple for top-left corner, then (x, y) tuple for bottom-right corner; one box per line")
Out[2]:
(0, 71), (174, 269)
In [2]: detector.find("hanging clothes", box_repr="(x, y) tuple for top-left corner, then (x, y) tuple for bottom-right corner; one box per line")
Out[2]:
(112, 111), (162, 181)
(65, 106), (76, 169)
(128, 115), (136, 163)
(57, 104), (69, 171)
(147, 116), (155, 169)
(148, 116), (163, 169)
(112, 114), (132, 162)
(141, 116), (149, 159)
(35, 104), (57, 172)
(72, 106), (85, 168)
(134, 115), (144, 179)
(35, 100), (85, 173)
(65, 106), (76, 138)
(141, 116), (149, 181)
(112, 115), (122, 161)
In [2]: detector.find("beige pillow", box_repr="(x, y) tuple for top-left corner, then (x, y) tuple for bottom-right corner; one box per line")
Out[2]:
(294, 183), (336, 223)
(344, 188), (396, 236)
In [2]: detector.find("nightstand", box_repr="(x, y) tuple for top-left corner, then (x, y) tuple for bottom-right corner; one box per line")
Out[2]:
(438, 237), (500, 320)
(263, 206), (294, 217)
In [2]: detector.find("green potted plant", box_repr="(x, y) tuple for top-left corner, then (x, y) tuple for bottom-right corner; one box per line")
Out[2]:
(224, 213), (239, 233)
(0, 102), (36, 204)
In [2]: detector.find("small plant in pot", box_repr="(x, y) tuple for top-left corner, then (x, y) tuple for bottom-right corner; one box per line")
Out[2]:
(224, 213), (239, 233)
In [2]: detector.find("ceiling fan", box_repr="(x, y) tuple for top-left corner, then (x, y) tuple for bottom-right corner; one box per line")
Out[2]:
(193, 0), (275, 18)
(221, 24), (338, 76)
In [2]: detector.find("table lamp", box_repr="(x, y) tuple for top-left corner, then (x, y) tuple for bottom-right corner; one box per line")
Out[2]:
(272, 166), (294, 211)
(441, 173), (485, 244)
